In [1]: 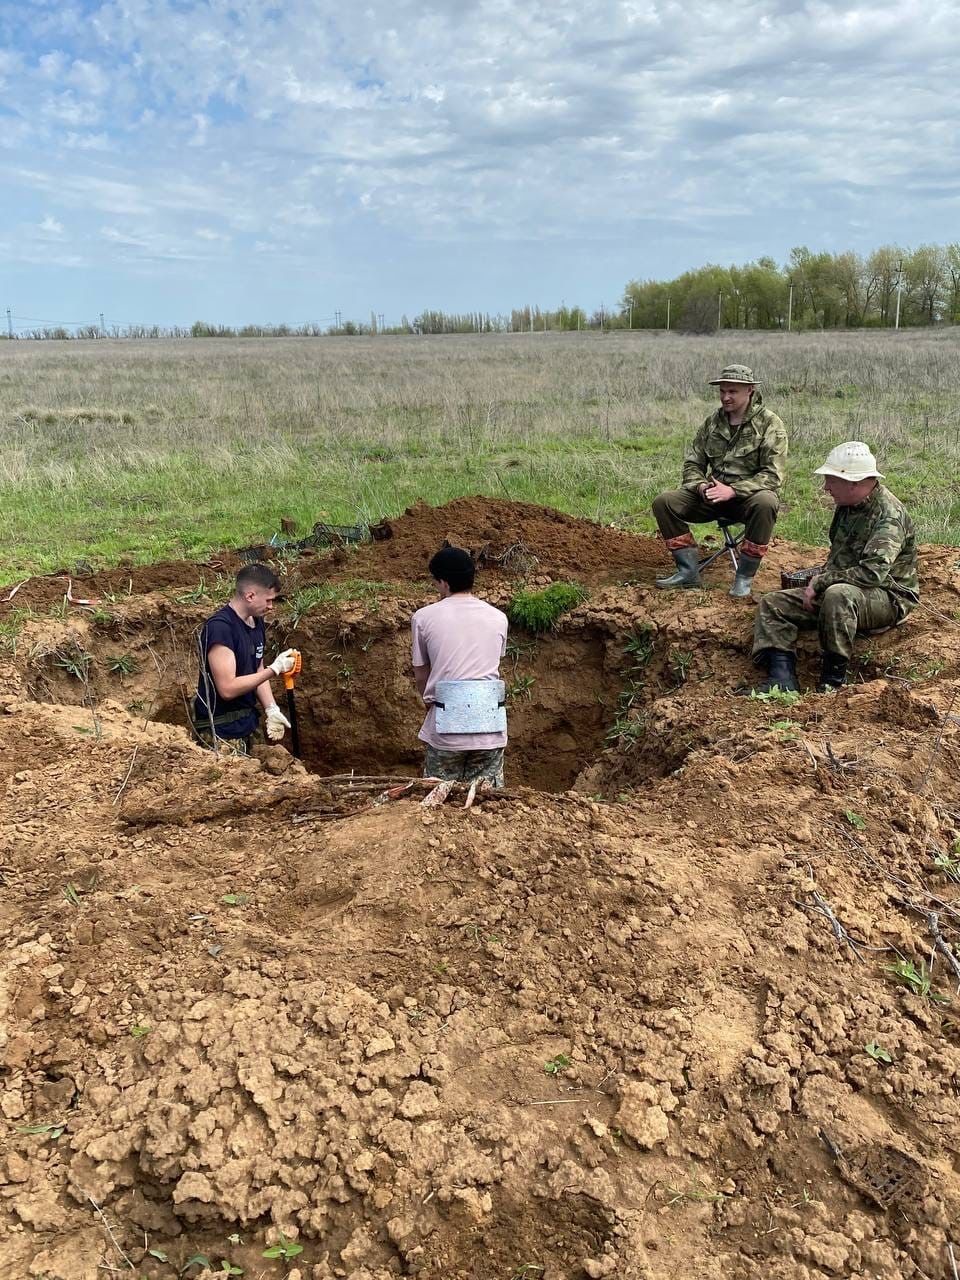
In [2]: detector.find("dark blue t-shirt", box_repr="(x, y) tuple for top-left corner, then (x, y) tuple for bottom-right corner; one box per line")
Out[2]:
(194, 604), (265, 738)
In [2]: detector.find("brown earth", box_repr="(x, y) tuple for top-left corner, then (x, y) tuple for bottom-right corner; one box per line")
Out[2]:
(2, 497), (960, 1280)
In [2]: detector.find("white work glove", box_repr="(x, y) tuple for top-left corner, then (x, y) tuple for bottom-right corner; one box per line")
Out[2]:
(269, 648), (298, 676)
(264, 704), (292, 741)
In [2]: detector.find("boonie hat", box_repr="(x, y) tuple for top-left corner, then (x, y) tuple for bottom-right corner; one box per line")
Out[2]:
(708, 364), (756, 385)
(814, 441), (884, 481)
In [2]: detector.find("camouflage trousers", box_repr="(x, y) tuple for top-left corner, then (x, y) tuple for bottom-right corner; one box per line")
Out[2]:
(752, 583), (900, 661)
(652, 488), (779, 556)
(423, 746), (505, 788)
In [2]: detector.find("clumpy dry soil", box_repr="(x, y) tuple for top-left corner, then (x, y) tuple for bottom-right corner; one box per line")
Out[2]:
(2, 496), (960, 1280)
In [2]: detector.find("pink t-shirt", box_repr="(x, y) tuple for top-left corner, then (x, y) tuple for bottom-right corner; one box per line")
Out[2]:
(411, 594), (509, 750)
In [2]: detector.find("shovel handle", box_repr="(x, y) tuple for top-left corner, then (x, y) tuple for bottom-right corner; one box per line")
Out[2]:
(282, 650), (302, 691)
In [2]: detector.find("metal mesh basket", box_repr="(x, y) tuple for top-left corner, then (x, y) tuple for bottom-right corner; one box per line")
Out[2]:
(780, 565), (823, 590)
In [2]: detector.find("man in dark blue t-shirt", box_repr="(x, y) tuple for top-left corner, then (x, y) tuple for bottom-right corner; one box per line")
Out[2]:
(194, 563), (297, 750)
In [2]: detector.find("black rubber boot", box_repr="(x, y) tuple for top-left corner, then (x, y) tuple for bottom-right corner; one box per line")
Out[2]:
(817, 651), (848, 693)
(729, 553), (762, 599)
(656, 547), (702, 590)
(752, 649), (800, 694)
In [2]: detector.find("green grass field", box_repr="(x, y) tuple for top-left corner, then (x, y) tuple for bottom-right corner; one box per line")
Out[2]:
(1, 328), (959, 579)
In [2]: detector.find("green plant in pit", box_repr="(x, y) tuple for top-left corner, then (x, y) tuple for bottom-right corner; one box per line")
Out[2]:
(507, 582), (587, 632)
(749, 686), (800, 707)
(885, 958), (949, 1003)
(664, 1179), (725, 1206)
(506, 674), (536, 701)
(669, 648), (693, 684)
(864, 1040), (893, 1064)
(933, 849), (960, 882)
(768, 718), (800, 741)
(544, 1052), (571, 1076)
(107, 652), (139, 676)
(88, 606), (116, 626)
(623, 624), (654, 668)
(326, 650), (353, 683)
(174, 581), (211, 605)
(53, 642), (93, 680)
(262, 1233), (304, 1261)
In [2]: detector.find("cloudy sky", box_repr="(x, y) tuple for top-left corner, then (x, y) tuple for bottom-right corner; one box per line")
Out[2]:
(0, 0), (957, 330)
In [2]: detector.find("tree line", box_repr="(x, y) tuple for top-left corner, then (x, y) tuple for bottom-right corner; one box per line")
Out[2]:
(4, 242), (959, 341)
(622, 244), (960, 332)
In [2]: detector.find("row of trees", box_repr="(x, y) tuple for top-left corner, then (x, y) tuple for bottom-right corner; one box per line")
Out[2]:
(5, 242), (960, 341)
(622, 244), (960, 332)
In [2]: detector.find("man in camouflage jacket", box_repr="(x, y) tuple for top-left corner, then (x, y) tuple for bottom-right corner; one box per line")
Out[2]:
(652, 364), (788, 598)
(751, 441), (919, 694)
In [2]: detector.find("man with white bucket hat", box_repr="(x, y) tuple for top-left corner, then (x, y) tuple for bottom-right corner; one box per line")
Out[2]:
(750, 442), (919, 694)
(652, 364), (787, 597)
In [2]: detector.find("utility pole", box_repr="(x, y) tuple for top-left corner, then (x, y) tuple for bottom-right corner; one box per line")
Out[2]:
(5, 308), (12, 339)
(787, 283), (794, 333)
(717, 292), (723, 331)
(600, 304), (604, 334)
(378, 312), (384, 332)
(99, 312), (105, 338)
(894, 261), (903, 330)
(666, 298), (671, 331)
(628, 301), (633, 330)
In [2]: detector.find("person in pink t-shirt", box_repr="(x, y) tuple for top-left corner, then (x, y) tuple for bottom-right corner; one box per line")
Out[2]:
(411, 546), (509, 787)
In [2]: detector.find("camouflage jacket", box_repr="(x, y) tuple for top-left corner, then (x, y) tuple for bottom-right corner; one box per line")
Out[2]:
(681, 393), (788, 497)
(813, 484), (920, 614)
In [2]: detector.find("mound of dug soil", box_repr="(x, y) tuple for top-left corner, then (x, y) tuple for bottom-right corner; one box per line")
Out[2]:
(2, 500), (960, 1279)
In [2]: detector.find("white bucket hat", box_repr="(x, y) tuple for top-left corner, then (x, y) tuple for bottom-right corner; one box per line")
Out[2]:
(814, 441), (884, 481)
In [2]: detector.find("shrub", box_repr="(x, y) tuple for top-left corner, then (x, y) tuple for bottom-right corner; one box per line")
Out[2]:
(507, 582), (587, 632)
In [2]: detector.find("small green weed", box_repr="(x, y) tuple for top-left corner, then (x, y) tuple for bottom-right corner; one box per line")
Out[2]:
(54, 643), (93, 680)
(220, 893), (249, 907)
(88, 606), (116, 626)
(130, 1024), (151, 1038)
(844, 810), (866, 830)
(933, 849), (960, 882)
(623, 625), (654, 667)
(544, 1052), (571, 1076)
(864, 1040), (893, 1064)
(262, 1233), (304, 1261)
(507, 582), (587, 632)
(664, 1180), (725, 1206)
(63, 882), (82, 907)
(885, 958), (949, 1003)
(107, 653), (139, 676)
(749, 686), (801, 706)
(16, 1121), (65, 1139)
(767, 718), (800, 741)
(180, 1255), (212, 1275)
(174, 581), (211, 605)
(669, 648), (694, 684)
(506, 674), (536, 701)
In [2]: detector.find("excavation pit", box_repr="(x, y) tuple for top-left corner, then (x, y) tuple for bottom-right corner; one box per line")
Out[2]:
(3, 498), (960, 1280)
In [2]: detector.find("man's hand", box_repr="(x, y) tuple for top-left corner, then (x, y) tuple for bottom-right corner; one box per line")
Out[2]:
(802, 577), (820, 613)
(269, 648), (298, 676)
(264, 704), (292, 741)
(704, 480), (736, 504)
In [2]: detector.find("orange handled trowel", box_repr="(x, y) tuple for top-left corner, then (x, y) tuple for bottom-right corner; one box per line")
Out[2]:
(283, 650), (303, 758)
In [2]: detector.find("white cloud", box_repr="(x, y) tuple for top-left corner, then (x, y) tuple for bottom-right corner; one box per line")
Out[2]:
(0, 0), (957, 316)
(39, 215), (64, 235)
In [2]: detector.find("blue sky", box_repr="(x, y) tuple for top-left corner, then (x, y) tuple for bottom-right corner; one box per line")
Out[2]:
(1, 0), (957, 330)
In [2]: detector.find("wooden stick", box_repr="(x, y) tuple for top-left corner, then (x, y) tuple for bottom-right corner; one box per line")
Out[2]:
(111, 746), (139, 806)
(88, 1195), (134, 1271)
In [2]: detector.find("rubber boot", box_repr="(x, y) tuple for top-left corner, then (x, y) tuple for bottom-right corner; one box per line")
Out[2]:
(817, 651), (848, 693)
(656, 547), (701, 590)
(729, 553), (762, 599)
(752, 649), (800, 694)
